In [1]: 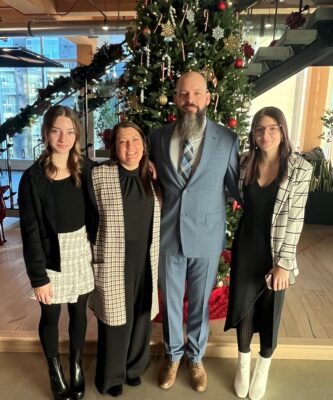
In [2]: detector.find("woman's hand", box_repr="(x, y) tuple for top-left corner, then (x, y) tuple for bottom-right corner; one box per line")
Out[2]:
(270, 266), (289, 291)
(34, 283), (53, 305)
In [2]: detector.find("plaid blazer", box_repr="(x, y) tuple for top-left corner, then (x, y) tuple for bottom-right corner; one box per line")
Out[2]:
(239, 152), (312, 284)
(89, 164), (160, 326)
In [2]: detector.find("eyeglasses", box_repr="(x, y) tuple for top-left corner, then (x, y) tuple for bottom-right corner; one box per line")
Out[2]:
(253, 124), (282, 136)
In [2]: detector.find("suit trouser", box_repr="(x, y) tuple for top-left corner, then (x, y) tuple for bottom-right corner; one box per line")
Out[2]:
(159, 251), (220, 363)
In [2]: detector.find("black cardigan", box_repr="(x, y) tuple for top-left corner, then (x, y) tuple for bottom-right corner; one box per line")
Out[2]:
(18, 157), (98, 288)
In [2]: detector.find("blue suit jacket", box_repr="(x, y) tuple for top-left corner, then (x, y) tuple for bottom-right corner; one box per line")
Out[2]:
(149, 119), (239, 258)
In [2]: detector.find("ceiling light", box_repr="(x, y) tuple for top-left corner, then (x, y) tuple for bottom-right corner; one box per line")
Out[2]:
(102, 18), (109, 31)
(88, 0), (110, 32)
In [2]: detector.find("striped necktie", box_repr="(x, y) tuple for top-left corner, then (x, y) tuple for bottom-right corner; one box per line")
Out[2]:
(179, 139), (193, 184)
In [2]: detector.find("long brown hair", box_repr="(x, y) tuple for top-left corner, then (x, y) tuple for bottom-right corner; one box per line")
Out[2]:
(39, 105), (83, 187)
(110, 121), (161, 200)
(244, 106), (292, 186)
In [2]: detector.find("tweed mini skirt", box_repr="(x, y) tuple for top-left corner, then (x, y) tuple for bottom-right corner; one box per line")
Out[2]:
(31, 226), (94, 304)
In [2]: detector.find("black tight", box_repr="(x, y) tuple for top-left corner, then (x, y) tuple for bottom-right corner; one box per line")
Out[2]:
(236, 291), (277, 359)
(39, 293), (89, 358)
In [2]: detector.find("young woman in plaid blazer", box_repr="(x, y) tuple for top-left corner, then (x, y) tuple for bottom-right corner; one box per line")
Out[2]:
(224, 107), (312, 400)
(89, 121), (161, 397)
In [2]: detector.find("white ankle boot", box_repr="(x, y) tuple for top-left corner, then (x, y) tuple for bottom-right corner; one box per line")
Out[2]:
(234, 351), (251, 398)
(249, 354), (271, 400)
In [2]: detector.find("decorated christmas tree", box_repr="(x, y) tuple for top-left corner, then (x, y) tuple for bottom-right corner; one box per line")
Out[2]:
(121, 0), (252, 149)
(120, 0), (252, 285)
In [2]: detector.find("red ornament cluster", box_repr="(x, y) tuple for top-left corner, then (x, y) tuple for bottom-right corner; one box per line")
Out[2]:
(167, 114), (177, 122)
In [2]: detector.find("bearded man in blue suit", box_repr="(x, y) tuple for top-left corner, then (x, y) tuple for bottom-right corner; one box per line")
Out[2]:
(149, 71), (239, 392)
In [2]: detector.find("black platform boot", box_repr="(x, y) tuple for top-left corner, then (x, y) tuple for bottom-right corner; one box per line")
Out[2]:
(70, 350), (85, 400)
(47, 355), (73, 400)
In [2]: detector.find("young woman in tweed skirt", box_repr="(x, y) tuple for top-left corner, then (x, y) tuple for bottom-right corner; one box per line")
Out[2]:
(225, 107), (312, 400)
(90, 121), (161, 397)
(18, 105), (98, 400)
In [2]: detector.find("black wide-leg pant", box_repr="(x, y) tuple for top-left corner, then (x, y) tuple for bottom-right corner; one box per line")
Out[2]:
(95, 240), (152, 394)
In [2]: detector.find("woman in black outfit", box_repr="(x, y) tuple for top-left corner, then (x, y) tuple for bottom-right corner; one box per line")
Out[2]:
(224, 107), (312, 400)
(18, 105), (97, 400)
(89, 121), (161, 397)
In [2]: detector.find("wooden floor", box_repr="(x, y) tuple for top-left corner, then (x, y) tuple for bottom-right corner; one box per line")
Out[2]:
(1, 218), (333, 359)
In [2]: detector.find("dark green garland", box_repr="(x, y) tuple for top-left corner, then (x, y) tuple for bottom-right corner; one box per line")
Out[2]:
(0, 42), (125, 143)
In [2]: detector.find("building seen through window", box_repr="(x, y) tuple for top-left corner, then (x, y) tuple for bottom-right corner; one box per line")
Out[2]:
(0, 37), (77, 161)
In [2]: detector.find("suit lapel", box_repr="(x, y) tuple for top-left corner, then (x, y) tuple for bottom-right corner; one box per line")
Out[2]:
(160, 123), (183, 188)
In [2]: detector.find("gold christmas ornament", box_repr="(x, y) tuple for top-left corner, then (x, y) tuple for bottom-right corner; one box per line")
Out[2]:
(200, 65), (215, 81)
(223, 34), (241, 54)
(157, 94), (168, 106)
(161, 21), (175, 38)
(242, 100), (251, 110)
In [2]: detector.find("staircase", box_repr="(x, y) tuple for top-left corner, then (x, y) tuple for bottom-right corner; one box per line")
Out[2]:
(246, 8), (333, 97)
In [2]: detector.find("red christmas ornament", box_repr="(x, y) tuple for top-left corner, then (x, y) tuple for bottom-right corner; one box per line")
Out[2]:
(167, 114), (177, 122)
(142, 26), (151, 38)
(217, 1), (227, 10)
(234, 58), (244, 69)
(120, 113), (126, 122)
(228, 118), (237, 128)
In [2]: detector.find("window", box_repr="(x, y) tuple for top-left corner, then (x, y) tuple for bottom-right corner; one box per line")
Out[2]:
(0, 72), (16, 94)
(43, 37), (60, 59)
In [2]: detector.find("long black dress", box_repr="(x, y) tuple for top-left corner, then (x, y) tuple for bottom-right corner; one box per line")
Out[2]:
(224, 179), (285, 350)
(95, 165), (154, 394)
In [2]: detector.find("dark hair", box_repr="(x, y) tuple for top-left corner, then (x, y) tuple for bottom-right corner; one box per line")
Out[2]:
(39, 105), (82, 187)
(110, 121), (161, 200)
(244, 106), (292, 186)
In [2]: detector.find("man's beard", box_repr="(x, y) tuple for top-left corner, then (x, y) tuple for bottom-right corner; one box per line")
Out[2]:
(176, 106), (206, 140)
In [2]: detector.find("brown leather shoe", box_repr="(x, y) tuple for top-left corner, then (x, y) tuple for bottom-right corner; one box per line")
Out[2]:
(158, 359), (180, 389)
(188, 361), (208, 392)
